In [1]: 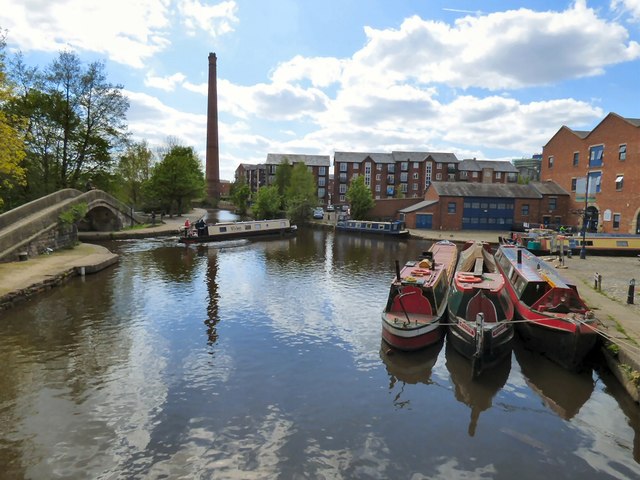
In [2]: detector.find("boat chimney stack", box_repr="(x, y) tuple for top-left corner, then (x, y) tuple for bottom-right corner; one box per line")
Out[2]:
(517, 249), (522, 264)
(395, 260), (401, 282)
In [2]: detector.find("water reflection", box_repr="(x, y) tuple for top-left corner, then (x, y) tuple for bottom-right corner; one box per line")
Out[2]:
(514, 340), (593, 420)
(380, 339), (444, 409)
(445, 341), (511, 437)
(204, 252), (220, 346)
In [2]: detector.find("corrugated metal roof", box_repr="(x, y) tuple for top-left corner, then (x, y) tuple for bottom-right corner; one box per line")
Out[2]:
(398, 200), (438, 213)
(266, 153), (330, 166)
(431, 181), (542, 198)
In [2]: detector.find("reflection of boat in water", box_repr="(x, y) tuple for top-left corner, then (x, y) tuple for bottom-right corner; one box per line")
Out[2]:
(380, 339), (443, 386)
(380, 339), (444, 409)
(514, 340), (594, 420)
(445, 341), (511, 437)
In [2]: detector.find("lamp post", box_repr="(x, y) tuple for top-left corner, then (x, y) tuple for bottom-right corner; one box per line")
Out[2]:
(579, 174), (589, 259)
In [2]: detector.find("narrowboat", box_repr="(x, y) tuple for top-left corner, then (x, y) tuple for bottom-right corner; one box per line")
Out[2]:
(178, 219), (297, 244)
(381, 240), (457, 351)
(336, 219), (409, 237)
(446, 241), (515, 377)
(567, 233), (640, 256)
(493, 245), (599, 370)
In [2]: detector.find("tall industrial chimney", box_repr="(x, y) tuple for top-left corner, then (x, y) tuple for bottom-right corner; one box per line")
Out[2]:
(206, 52), (220, 201)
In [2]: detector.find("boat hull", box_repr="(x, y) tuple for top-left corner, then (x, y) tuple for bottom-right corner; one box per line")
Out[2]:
(381, 313), (445, 351)
(179, 228), (296, 244)
(447, 318), (514, 371)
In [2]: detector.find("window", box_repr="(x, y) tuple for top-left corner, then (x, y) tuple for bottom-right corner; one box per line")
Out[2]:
(573, 152), (579, 166)
(548, 156), (554, 168)
(437, 163), (442, 170)
(400, 183), (408, 193)
(472, 171), (478, 178)
(619, 144), (626, 161)
(339, 184), (347, 193)
(425, 163), (432, 186)
(339, 173), (347, 182)
(375, 173), (381, 181)
(413, 162), (419, 169)
(460, 171), (468, 179)
(589, 145), (604, 167)
(318, 177), (326, 187)
(339, 194), (345, 202)
(364, 162), (371, 187)
(571, 178), (577, 191)
(340, 163), (347, 172)
(375, 184), (381, 192)
(436, 173), (442, 180)
(352, 162), (359, 169)
(401, 162), (409, 171)
(413, 172), (419, 180)
(496, 172), (502, 179)
(616, 175), (624, 190)
(412, 183), (418, 191)
(400, 172), (408, 182)
(387, 175), (395, 183)
(318, 166), (326, 175)
(549, 197), (557, 210)
(388, 164), (395, 173)
(448, 202), (456, 214)
(318, 188), (325, 198)
(377, 164), (383, 171)
(588, 171), (602, 193)
(521, 204), (529, 216)
(507, 173), (517, 182)
(613, 213), (621, 229)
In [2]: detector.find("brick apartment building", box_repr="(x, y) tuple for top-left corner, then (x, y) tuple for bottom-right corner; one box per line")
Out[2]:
(265, 154), (331, 206)
(541, 112), (640, 234)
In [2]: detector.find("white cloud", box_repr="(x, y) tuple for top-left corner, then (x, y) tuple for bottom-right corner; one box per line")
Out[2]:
(612, 0), (640, 21)
(144, 71), (187, 91)
(350, 2), (640, 90)
(178, 0), (238, 37)
(0, 0), (238, 67)
(270, 55), (345, 88)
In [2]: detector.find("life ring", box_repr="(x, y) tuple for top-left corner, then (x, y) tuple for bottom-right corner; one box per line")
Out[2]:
(457, 273), (481, 283)
(412, 268), (431, 276)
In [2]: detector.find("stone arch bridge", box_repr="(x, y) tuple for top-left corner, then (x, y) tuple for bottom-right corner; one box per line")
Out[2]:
(0, 189), (145, 262)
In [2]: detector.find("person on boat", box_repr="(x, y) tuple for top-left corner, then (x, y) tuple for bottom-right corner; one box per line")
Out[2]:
(184, 218), (191, 237)
(196, 218), (207, 237)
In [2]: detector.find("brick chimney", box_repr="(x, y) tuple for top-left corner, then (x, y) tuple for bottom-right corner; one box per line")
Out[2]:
(206, 52), (220, 200)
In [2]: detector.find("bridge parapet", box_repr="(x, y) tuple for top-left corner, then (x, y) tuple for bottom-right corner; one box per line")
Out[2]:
(0, 189), (144, 262)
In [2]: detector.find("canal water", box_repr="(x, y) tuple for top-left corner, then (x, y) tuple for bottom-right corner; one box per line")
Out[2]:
(1, 214), (639, 479)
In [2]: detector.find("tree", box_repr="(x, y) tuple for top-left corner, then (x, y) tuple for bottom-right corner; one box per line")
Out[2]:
(0, 31), (27, 210)
(116, 140), (153, 206)
(346, 175), (375, 220)
(8, 50), (129, 197)
(146, 145), (204, 215)
(274, 158), (292, 208)
(252, 185), (281, 219)
(285, 162), (317, 224)
(230, 177), (251, 215)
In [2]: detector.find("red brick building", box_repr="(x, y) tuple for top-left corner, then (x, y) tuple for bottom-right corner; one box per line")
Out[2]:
(541, 113), (640, 234)
(398, 181), (569, 231)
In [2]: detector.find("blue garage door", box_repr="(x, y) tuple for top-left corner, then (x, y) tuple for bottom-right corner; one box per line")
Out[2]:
(462, 197), (514, 230)
(416, 213), (433, 229)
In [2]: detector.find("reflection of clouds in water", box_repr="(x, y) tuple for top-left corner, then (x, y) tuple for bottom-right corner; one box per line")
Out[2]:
(182, 348), (233, 387)
(412, 458), (497, 479)
(144, 405), (294, 479)
(572, 390), (640, 479)
(21, 322), (169, 479)
(304, 433), (390, 479)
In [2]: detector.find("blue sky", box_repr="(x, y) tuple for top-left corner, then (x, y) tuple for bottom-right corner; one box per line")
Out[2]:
(2, 0), (640, 181)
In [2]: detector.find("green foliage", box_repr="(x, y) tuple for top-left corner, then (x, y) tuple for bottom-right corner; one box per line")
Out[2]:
(252, 185), (281, 219)
(58, 202), (88, 225)
(7, 50), (129, 199)
(285, 162), (317, 224)
(145, 145), (204, 215)
(606, 342), (620, 357)
(230, 177), (251, 215)
(274, 158), (292, 207)
(116, 140), (153, 206)
(346, 175), (375, 220)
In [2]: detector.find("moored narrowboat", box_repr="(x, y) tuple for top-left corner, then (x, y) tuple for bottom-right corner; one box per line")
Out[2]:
(179, 219), (297, 244)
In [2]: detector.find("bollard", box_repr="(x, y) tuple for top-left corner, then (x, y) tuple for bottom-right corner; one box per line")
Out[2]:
(594, 272), (599, 290)
(628, 279), (636, 305)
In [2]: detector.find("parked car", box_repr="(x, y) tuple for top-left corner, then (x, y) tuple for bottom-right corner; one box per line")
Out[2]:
(326, 205), (335, 212)
(313, 208), (324, 219)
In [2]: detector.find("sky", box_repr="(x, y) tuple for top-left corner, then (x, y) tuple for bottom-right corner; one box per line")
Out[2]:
(1, 0), (640, 181)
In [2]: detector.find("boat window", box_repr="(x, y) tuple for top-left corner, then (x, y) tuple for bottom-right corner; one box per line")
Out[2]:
(380, 224), (386, 230)
(520, 281), (549, 307)
(220, 227), (227, 232)
(432, 276), (447, 310)
(513, 275), (527, 298)
(245, 225), (252, 230)
(255, 224), (261, 230)
(616, 240), (628, 247)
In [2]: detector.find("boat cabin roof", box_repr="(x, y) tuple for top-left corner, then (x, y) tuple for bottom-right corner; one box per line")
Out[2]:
(498, 245), (575, 289)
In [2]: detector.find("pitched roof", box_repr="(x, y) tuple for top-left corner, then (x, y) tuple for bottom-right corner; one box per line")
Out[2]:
(334, 152), (394, 163)
(431, 181), (542, 199)
(392, 151), (459, 163)
(266, 153), (330, 167)
(529, 181), (570, 195)
(458, 159), (519, 172)
(398, 199), (438, 213)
